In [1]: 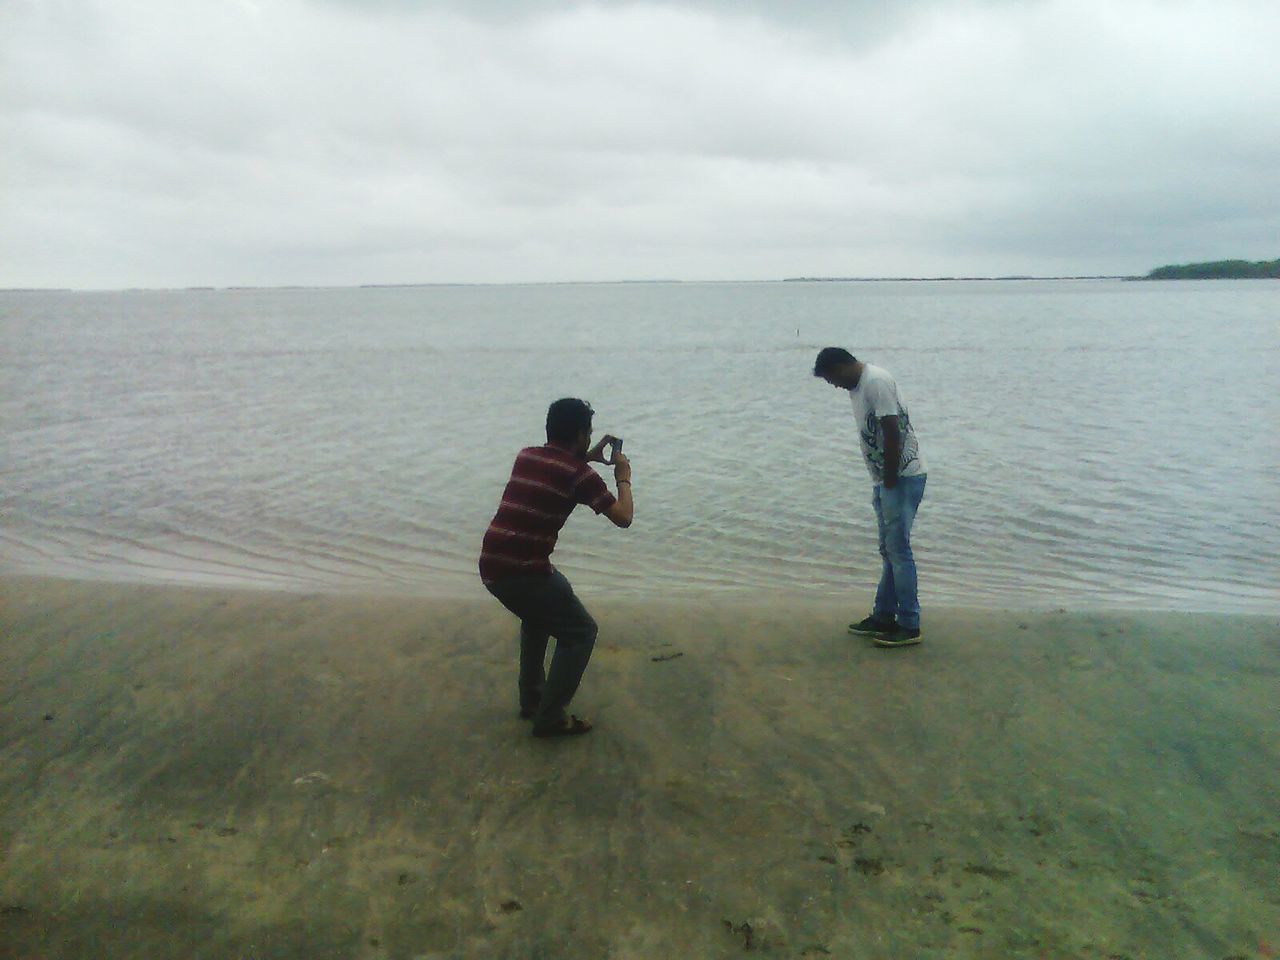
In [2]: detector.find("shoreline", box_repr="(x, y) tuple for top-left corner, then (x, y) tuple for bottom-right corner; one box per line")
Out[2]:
(3, 569), (1273, 618)
(1, 576), (1276, 958)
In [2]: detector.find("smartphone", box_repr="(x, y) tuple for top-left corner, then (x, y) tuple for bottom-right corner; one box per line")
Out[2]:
(606, 437), (624, 464)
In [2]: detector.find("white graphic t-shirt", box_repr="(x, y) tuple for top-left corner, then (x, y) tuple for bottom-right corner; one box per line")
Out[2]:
(848, 364), (927, 484)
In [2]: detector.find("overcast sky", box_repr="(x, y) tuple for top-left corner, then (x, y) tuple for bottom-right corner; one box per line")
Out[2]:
(2, 0), (1277, 288)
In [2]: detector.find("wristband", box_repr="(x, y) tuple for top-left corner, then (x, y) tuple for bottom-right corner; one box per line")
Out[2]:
(617, 480), (631, 485)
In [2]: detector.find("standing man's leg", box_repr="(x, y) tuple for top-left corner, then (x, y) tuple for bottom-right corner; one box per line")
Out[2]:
(872, 485), (898, 625)
(878, 476), (926, 630)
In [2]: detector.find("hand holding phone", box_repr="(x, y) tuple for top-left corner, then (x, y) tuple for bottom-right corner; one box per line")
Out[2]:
(588, 434), (622, 464)
(612, 450), (631, 484)
(605, 437), (624, 465)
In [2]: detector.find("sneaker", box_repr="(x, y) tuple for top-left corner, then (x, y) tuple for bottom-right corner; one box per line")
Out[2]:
(848, 615), (895, 635)
(873, 625), (922, 647)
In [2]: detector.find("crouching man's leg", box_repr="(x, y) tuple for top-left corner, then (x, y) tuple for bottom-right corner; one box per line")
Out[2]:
(486, 571), (597, 735)
(517, 622), (550, 718)
(532, 572), (597, 735)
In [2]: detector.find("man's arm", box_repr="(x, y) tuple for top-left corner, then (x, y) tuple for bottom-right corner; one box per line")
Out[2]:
(604, 453), (633, 528)
(880, 415), (901, 489)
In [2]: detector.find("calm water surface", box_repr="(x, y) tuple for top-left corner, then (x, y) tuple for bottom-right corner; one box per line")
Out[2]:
(3, 280), (1277, 612)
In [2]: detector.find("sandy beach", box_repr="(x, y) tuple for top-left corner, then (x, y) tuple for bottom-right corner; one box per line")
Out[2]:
(0, 576), (1276, 959)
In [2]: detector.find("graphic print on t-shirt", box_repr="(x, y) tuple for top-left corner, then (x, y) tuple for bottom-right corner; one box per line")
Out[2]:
(860, 408), (920, 478)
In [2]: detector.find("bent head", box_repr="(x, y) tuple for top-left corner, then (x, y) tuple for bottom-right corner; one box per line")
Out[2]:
(546, 397), (594, 457)
(813, 346), (860, 389)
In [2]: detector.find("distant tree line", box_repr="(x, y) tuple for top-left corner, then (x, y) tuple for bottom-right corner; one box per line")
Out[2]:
(1145, 258), (1280, 279)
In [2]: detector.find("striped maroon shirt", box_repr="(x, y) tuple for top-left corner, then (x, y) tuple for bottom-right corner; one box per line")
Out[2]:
(479, 444), (616, 584)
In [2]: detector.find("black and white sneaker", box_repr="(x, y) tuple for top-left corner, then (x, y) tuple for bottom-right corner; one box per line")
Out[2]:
(873, 625), (922, 647)
(848, 615), (895, 635)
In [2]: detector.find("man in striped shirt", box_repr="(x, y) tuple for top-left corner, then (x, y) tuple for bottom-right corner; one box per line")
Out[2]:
(480, 398), (633, 738)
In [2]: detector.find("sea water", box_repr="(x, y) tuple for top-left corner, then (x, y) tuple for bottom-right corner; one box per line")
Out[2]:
(2, 279), (1277, 611)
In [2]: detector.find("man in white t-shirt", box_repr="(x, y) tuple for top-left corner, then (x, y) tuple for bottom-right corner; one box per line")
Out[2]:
(814, 347), (928, 647)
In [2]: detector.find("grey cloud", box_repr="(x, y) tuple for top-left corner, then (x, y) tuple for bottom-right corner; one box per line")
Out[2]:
(2, 0), (1278, 287)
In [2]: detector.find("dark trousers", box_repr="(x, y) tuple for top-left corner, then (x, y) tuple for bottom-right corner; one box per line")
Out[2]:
(485, 571), (598, 725)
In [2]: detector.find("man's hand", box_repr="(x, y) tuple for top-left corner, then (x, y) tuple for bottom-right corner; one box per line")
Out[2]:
(880, 415), (901, 489)
(586, 435), (618, 464)
(605, 452), (633, 528)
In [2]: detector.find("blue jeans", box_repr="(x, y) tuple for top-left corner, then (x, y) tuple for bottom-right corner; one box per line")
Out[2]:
(872, 475), (927, 630)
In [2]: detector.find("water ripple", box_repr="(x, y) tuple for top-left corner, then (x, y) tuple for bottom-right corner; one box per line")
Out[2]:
(3, 282), (1278, 612)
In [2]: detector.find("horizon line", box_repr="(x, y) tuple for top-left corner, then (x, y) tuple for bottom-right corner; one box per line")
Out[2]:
(1, 275), (1139, 294)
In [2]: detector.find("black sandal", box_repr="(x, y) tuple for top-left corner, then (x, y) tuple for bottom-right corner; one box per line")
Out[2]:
(532, 714), (593, 738)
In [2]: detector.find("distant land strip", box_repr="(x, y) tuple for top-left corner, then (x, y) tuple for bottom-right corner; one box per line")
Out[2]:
(1140, 257), (1280, 280)
(787, 257), (1280, 282)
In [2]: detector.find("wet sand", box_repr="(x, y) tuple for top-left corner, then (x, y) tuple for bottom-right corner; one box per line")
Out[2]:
(1, 576), (1277, 959)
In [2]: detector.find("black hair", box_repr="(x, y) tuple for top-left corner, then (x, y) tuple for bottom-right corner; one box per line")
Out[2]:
(813, 346), (856, 377)
(545, 397), (594, 445)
